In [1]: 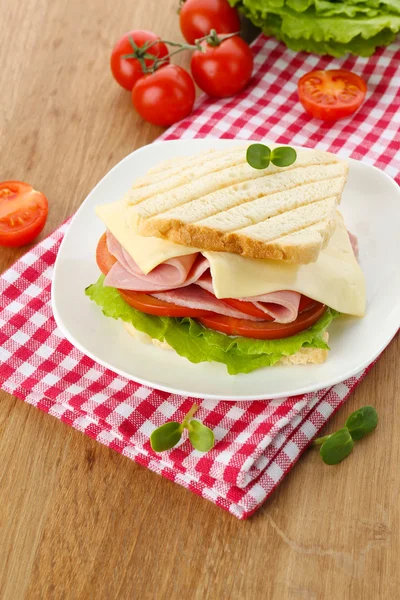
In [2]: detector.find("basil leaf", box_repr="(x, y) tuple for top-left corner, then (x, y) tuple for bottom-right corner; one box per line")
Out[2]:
(188, 419), (215, 452)
(246, 143), (271, 169)
(270, 146), (297, 167)
(345, 406), (378, 441)
(150, 422), (182, 452)
(320, 427), (354, 465)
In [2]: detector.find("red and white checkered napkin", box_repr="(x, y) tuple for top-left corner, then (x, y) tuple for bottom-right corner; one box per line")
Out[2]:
(1, 37), (399, 519)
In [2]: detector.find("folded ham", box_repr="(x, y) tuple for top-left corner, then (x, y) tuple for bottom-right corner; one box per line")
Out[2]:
(104, 231), (301, 323)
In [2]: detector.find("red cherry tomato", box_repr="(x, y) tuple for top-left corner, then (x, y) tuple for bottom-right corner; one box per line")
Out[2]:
(110, 30), (169, 91)
(179, 0), (240, 45)
(190, 36), (253, 97)
(298, 69), (367, 121)
(132, 65), (196, 127)
(0, 181), (48, 247)
(198, 303), (326, 339)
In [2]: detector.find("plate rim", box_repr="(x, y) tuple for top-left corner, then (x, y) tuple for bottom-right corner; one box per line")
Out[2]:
(51, 138), (400, 401)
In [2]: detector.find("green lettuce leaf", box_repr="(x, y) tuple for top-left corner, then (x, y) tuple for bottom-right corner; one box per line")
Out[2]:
(230, 0), (400, 56)
(85, 276), (339, 375)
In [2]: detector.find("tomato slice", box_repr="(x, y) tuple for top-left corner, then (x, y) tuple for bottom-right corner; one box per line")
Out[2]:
(96, 232), (117, 275)
(198, 303), (326, 339)
(0, 181), (48, 247)
(298, 69), (367, 121)
(119, 289), (215, 317)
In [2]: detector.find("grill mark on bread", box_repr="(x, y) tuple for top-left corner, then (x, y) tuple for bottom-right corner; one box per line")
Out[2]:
(128, 146), (348, 263)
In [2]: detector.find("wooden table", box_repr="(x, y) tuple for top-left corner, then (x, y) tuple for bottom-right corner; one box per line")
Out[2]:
(1, 1), (399, 598)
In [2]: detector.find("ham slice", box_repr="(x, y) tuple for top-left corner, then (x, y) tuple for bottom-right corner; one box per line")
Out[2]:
(243, 291), (301, 324)
(152, 287), (262, 321)
(348, 230), (359, 260)
(104, 231), (303, 323)
(105, 231), (209, 291)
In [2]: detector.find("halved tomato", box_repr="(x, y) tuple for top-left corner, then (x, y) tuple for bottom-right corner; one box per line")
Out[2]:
(0, 181), (48, 247)
(198, 303), (326, 339)
(298, 69), (367, 121)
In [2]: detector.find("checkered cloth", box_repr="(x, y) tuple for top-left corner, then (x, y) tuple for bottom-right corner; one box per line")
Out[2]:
(1, 36), (399, 519)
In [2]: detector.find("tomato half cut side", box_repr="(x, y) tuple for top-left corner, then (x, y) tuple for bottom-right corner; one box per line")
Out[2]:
(0, 181), (49, 247)
(198, 303), (326, 339)
(298, 69), (367, 121)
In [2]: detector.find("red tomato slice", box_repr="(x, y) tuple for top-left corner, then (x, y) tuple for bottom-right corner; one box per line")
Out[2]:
(0, 181), (48, 247)
(96, 232), (117, 275)
(198, 303), (326, 339)
(298, 69), (367, 121)
(119, 289), (215, 317)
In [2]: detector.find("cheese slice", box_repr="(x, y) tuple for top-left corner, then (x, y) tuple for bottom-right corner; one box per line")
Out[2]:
(96, 201), (366, 317)
(96, 201), (197, 273)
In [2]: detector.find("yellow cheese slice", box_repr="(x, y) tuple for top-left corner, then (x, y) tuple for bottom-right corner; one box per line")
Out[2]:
(96, 201), (366, 317)
(96, 201), (196, 273)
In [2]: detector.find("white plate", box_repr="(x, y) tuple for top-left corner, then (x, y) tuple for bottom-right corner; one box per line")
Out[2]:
(52, 138), (400, 401)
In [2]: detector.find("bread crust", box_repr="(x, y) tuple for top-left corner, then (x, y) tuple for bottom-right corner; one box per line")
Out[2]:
(129, 146), (349, 264)
(138, 215), (337, 263)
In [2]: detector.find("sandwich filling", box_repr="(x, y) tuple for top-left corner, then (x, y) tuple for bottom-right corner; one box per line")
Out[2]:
(86, 146), (366, 374)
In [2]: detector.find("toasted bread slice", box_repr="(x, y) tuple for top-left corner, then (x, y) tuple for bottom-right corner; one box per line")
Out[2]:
(122, 322), (329, 365)
(127, 146), (348, 264)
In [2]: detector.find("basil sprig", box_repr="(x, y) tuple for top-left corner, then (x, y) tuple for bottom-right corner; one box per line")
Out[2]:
(150, 404), (214, 453)
(313, 406), (378, 465)
(246, 143), (297, 169)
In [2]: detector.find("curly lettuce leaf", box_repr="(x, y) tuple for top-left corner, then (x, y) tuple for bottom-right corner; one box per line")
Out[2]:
(230, 0), (400, 56)
(85, 276), (339, 375)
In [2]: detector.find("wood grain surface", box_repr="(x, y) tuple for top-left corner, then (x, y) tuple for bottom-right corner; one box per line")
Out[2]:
(1, 1), (399, 598)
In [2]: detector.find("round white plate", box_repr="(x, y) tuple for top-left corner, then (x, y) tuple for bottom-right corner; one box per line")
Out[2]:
(52, 138), (400, 401)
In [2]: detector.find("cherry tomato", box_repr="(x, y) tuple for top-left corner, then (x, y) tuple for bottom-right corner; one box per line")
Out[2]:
(298, 69), (367, 121)
(0, 181), (48, 247)
(198, 303), (326, 339)
(179, 0), (240, 45)
(110, 30), (169, 91)
(190, 36), (253, 97)
(132, 65), (195, 127)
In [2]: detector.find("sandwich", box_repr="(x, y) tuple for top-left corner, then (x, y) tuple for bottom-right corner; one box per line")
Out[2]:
(86, 144), (366, 375)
